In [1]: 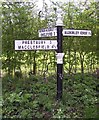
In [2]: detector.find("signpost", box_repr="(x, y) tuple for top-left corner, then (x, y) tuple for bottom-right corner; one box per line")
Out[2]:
(15, 8), (92, 101)
(38, 28), (57, 37)
(38, 29), (91, 37)
(63, 29), (92, 36)
(15, 40), (57, 50)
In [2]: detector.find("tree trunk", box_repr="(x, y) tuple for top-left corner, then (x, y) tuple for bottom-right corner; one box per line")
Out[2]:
(33, 51), (36, 75)
(68, 48), (71, 75)
(79, 52), (85, 80)
(74, 50), (77, 74)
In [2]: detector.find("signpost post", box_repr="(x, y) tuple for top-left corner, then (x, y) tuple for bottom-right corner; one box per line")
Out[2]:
(55, 10), (64, 100)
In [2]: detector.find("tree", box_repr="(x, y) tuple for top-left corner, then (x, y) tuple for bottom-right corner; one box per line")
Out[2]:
(2, 2), (37, 75)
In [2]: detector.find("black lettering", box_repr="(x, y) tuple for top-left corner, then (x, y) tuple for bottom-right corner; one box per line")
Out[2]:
(36, 45), (38, 49)
(24, 45), (27, 49)
(38, 45), (40, 48)
(71, 31), (74, 34)
(80, 31), (87, 35)
(42, 29), (45, 32)
(27, 45), (29, 49)
(41, 41), (43, 44)
(76, 31), (79, 34)
(33, 45), (35, 49)
(50, 32), (52, 36)
(36, 41), (38, 44)
(18, 46), (21, 49)
(25, 41), (27, 44)
(65, 31), (67, 34)
(41, 33), (45, 37)
(47, 45), (49, 48)
(33, 41), (35, 44)
(65, 31), (71, 34)
(41, 45), (44, 49)
(28, 41), (29, 44)
(38, 41), (40, 44)
(52, 45), (54, 48)
(30, 40), (32, 44)
(22, 46), (24, 49)
(22, 41), (24, 44)
(30, 45), (32, 49)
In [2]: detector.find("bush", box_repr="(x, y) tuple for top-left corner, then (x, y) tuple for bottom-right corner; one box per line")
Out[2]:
(15, 71), (22, 78)
(2, 73), (98, 119)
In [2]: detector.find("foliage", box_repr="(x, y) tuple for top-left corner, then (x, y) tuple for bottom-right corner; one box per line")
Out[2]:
(2, 73), (98, 119)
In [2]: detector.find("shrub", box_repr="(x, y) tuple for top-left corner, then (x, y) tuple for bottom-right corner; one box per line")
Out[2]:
(15, 71), (22, 78)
